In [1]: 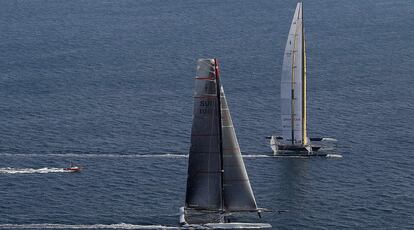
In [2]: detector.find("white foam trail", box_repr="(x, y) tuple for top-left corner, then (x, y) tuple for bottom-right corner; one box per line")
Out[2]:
(0, 153), (341, 160)
(272, 155), (310, 158)
(0, 153), (188, 158)
(0, 153), (274, 159)
(242, 154), (271, 158)
(322, 137), (338, 142)
(184, 223), (272, 229)
(326, 154), (343, 158)
(0, 167), (68, 174)
(0, 223), (178, 229)
(0, 223), (271, 229)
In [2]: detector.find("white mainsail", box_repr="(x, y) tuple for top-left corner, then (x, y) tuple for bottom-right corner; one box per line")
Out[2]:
(280, 2), (307, 145)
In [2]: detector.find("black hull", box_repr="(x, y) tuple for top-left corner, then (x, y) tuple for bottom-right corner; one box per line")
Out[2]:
(183, 210), (223, 225)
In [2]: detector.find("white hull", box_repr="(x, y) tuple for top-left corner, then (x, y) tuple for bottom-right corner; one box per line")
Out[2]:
(179, 207), (186, 225)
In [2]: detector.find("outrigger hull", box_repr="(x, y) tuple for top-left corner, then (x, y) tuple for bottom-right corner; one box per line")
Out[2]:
(275, 148), (326, 157)
(276, 144), (321, 152)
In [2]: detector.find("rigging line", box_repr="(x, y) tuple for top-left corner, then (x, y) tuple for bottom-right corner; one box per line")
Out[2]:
(301, 3), (307, 145)
(291, 26), (298, 145)
(214, 58), (225, 213)
(206, 61), (217, 209)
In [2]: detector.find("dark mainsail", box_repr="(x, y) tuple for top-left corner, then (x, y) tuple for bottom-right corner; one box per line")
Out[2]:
(185, 58), (258, 216)
(185, 59), (222, 210)
(220, 87), (258, 211)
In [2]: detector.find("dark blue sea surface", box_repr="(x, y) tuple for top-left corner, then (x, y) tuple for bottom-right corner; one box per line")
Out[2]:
(0, 0), (413, 229)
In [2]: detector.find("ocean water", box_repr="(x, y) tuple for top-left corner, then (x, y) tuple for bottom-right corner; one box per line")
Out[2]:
(0, 0), (413, 229)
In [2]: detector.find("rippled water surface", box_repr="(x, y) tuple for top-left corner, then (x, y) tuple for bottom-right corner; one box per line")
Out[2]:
(0, 0), (413, 229)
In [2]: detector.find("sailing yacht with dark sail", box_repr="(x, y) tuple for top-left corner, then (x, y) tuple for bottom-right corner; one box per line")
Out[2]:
(180, 58), (270, 228)
(269, 2), (326, 156)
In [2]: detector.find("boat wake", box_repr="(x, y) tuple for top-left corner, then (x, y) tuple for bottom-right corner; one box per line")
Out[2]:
(326, 154), (343, 158)
(0, 153), (276, 159)
(183, 223), (272, 229)
(0, 153), (188, 158)
(242, 154), (272, 158)
(0, 223), (271, 229)
(0, 223), (178, 229)
(271, 153), (343, 158)
(0, 152), (341, 159)
(0, 167), (69, 174)
(321, 137), (338, 142)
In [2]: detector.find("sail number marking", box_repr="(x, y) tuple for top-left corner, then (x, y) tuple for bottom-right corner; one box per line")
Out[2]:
(199, 100), (215, 114)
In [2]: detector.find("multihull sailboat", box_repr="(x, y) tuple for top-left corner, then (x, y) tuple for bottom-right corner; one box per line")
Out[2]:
(270, 2), (326, 156)
(181, 58), (270, 228)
